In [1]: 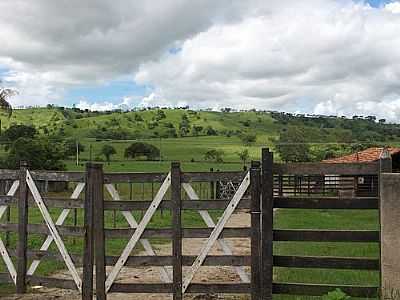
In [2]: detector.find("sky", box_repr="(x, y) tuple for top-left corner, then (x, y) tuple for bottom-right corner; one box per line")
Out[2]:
(1, 0), (400, 120)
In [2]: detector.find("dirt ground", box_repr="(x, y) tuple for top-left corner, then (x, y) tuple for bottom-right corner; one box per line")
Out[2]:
(2, 213), (252, 300)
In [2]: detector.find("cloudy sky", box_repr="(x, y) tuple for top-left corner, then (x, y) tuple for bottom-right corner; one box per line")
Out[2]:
(1, 0), (400, 120)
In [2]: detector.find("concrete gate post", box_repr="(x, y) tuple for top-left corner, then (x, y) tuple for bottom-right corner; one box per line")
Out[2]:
(380, 173), (400, 298)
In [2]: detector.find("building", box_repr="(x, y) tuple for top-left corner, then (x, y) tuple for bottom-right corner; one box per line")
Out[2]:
(323, 147), (400, 197)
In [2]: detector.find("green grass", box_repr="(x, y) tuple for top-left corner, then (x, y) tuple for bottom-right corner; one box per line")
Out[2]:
(273, 208), (379, 300)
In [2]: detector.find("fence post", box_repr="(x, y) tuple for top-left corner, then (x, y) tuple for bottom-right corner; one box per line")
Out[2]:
(171, 162), (182, 300)
(210, 168), (215, 200)
(90, 163), (106, 300)
(250, 161), (262, 299)
(16, 161), (28, 293)
(82, 164), (97, 300)
(379, 150), (394, 298)
(380, 173), (400, 298)
(261, 149), (274, 300)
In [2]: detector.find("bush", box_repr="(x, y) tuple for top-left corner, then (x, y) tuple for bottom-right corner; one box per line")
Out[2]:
(124, 142), (160, 160)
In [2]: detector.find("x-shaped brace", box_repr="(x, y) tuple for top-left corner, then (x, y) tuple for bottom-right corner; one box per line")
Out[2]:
(105, 173), (171, 292)
(182, 172), (250, 293)
(182, 183), (250, 283)
(0, 180), (20, 284)
(27, 182), (85, 276)
(26, 171), (82, 292)
(105, 183), (171, 283)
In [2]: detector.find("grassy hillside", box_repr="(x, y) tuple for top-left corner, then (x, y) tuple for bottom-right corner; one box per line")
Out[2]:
(1, 107), (400, 172)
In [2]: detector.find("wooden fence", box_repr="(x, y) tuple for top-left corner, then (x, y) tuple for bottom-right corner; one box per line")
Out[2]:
(0, 150), (389, 299)
(265, 149), (387, 299)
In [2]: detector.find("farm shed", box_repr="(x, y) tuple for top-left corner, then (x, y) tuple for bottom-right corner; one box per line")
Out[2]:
(323, 147), (400, 197)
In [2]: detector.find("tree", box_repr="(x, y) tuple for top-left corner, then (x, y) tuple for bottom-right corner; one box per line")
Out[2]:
(240, 132), (257, 146)
(204, 126), (217, 136)
(179, 114), (191, 136)
(1, 137), (65, 170)
(275, 127), (311, 162)
(155, 110), (166, 120)
(204, 149), (224, 163)
(0, 81), (17, 117)
(134, 114), (143, 122)
(191, 125), (203, 136)
(237, 149), (249, 165)
(2, 125), (37, 150)
(100, 144), (116, 164)
(124, 142), (160, 160)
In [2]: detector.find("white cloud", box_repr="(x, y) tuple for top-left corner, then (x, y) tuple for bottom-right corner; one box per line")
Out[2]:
(76, 100), (118, 111)
(0, 0), (253, 107)
(2, 1), (400, 120)
(135, 0), (400, 119)
(385, 1), (400, 13)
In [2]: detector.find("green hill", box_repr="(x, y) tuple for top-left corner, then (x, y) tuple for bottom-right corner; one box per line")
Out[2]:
(1, 107), (399, 171)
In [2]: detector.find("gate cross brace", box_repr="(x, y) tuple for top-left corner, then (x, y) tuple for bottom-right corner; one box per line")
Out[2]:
(27, 182), (85, 276)
(182, 172), (250, 293)
(105, 173), (171, 292)
(105, 184), (171, 283)
(0, 180), (20, 284)
(26, 170), (82, 292)
(182, 183), (250, 283)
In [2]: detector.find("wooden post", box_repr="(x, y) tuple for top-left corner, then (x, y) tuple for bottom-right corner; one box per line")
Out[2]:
(82, 164), (96, 300)
(90, 163), (106, 300)
(261, 149), (274, 300)
(17, 161), (28, 293)
(171, 162), (182, 300)
(210, 168), (215, 200)
(250, 161), (262, 299)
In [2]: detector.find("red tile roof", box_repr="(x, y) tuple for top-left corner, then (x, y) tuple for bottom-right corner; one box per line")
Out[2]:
(323, 147), (400, 163)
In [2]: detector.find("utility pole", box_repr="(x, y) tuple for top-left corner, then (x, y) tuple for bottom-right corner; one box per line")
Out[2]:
(76, 140), (79, 166)
(159, 137), (162, 162)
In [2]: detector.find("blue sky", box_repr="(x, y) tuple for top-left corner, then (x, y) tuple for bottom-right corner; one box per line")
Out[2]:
(65, 80), (148, 107)
(366, 0), (392, 6)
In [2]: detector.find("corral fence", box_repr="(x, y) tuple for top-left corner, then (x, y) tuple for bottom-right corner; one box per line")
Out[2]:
(0, 149), (391, 299)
